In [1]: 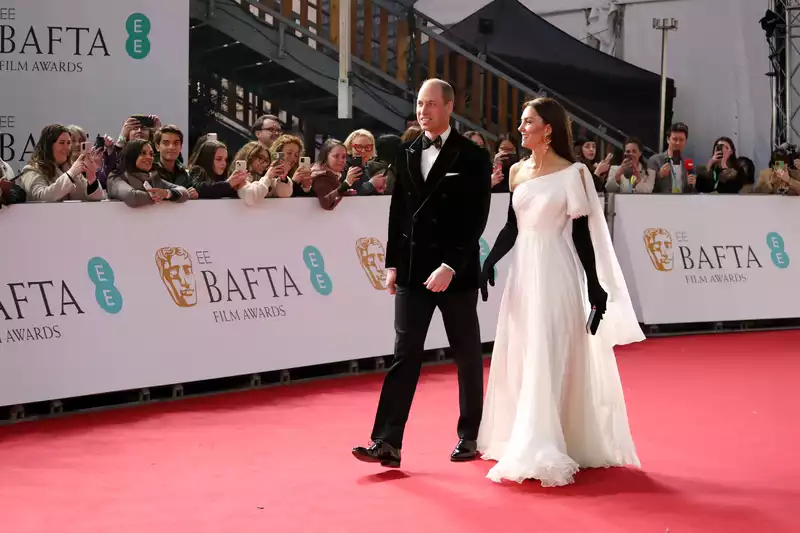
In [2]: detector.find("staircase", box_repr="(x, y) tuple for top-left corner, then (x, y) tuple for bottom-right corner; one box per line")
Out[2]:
(189, 0), (635, 153)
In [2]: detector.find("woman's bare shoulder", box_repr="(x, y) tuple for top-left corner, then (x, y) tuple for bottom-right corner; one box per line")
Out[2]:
(509, 160), (526, 191)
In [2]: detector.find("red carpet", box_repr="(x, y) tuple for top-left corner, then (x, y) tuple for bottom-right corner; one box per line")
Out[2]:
(0, 332), (798, 533)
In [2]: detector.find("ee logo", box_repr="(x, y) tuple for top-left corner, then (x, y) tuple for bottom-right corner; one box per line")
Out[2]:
(125, 13), (151, 60)
(766, 232), (790, 269)
(303, 246), (333, 295)
(87, 257), (123, 314)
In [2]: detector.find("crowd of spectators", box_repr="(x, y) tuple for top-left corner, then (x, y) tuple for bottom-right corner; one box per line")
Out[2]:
(1, 113), (794, 213)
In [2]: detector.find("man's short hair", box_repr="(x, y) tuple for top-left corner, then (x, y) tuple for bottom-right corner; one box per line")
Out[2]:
(421, 79), (454, 104)
(155, 125), (183, 145)
(252, 114), (282, 135)
(669, 122), (689, 139)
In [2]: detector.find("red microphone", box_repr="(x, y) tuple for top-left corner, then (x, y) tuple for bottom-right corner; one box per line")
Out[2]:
(685, 158), (696, 189)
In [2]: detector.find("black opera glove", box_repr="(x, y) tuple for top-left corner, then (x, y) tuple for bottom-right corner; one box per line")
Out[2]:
(572, 215), (608, 333)
(480, 195), (518, 302)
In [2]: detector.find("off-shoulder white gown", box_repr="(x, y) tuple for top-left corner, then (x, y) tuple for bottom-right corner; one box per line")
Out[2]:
(477, 162), (645, 487)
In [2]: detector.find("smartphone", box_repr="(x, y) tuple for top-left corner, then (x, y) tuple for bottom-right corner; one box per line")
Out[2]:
(207, 133), (218, 142)
(347, 155), (366, 173)
(80, 141), (93, 154)
(275, 152), (285, 161)
(299, 156), (311, 168)
(234, 160), (247, 172)
(586, 307), (599, 335)
(143, 181), (153, 190)
(776, 160), (786, 170)
(94, 134), (105, 150)
(131, 115), (155, 128)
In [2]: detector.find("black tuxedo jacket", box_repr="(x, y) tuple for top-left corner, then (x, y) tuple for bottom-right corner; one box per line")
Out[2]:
(386, 130), (492, 292)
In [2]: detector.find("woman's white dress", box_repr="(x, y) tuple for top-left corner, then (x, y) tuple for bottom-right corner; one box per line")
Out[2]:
(477, 162), (645, 487)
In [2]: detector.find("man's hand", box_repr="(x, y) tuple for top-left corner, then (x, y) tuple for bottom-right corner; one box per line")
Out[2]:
(658, 162), (671, 178)
(187, 187), (199, 200)
(385, 268), (397, 295)
(687, 173), (697, 187)
(424, 265), (454, 292)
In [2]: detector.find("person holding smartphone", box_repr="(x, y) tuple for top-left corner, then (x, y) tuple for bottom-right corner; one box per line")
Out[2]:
(20, 124), (105, 202)
(754, 148), (800, 195)
(268, 135), (313, 196)
(605, 137), (653, 194)
(695, 136), (743, 194)
(98, 115), (161, 188)
(342, 129), (387, 195)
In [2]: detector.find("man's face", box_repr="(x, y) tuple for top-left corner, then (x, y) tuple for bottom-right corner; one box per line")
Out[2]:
(158, 133), (182, 164)
(416, 82), (453, 134)
(255, 119), (282, 148)
(668, 132), (687, 154)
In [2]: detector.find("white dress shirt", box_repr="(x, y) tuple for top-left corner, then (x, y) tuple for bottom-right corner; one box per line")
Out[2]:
(420, 126), (455, 275)
(420, 126), (451, 180)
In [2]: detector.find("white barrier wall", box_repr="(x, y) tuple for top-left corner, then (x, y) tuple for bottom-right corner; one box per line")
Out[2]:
(0, 196), (512, 406)
(613, 194), (797, 325)
(0, 0), (190, 174)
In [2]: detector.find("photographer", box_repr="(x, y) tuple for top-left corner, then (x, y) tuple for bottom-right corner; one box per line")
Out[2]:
(695, 137), (744, 194)
(605, 137), (653, 194)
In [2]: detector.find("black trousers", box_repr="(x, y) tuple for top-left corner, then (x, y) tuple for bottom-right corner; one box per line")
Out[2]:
(370, 286), (484, 449)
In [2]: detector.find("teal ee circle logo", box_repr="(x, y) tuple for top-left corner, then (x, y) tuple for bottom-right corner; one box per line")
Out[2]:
(766, 232), (790, 269)
(87, 257), (123, 314)
(125, 13), (151, 59)
(303, 246), (333, 295)
(479, 237), (497, 278)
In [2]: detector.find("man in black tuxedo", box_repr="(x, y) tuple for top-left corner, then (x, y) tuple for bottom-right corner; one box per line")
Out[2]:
(352, 79), (492, 468)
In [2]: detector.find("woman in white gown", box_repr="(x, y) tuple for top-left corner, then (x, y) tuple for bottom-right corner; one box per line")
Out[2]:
(476, 98), (645, 487)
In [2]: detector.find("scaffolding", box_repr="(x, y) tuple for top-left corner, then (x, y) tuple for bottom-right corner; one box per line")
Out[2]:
(768, 0), (800, 147)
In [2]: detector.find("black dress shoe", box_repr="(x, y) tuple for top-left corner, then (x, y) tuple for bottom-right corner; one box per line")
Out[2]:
(450, 439), (478, 462)
(352, 440), (401, 468)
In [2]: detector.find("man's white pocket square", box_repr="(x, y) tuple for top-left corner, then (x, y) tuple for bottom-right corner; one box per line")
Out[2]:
(445, 172), (459, 177)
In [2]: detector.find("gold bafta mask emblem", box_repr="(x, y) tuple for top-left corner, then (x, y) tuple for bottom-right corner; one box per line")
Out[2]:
(356, 237), (387, 290)
(643, 228), (674, 272)
(155, 247), (198, 307)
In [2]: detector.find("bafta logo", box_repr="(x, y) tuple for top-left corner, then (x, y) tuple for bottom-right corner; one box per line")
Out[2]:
(155, 247), (197, 307)
(643, 228), (674, 272)
(356, 237), (387, 290)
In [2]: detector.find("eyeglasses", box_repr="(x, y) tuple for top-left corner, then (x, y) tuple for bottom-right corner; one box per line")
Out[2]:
(352, 144), (373, 153)
(261, 127), (281, 134)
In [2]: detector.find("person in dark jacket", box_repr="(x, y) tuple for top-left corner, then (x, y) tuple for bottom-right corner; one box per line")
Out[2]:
(107, 139), (189, 207)
(188, 140), (247, 199)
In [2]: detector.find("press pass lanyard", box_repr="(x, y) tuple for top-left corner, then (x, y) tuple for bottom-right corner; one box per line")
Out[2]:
(629, 165), (639, 191)
(668, 161), (679, 193)
(713, 168), (719, 190)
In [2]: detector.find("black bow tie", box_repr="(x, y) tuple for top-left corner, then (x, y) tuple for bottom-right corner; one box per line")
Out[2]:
(422, 135), (443, 150)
